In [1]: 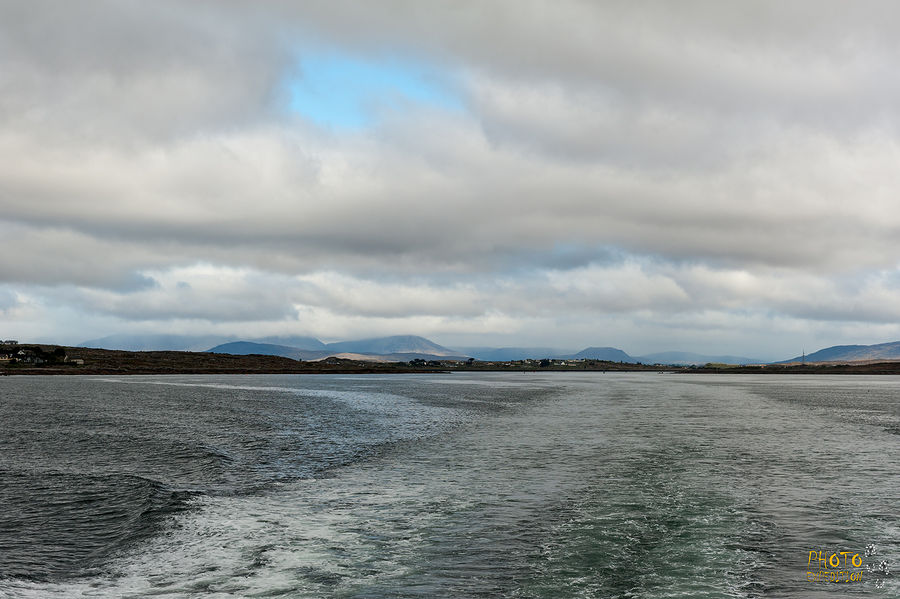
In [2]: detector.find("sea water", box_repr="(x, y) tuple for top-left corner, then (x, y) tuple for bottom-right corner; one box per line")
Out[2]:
(0, 373), (896, 597)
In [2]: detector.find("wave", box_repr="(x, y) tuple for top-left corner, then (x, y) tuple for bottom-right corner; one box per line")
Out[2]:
(0, 470), (196, 582)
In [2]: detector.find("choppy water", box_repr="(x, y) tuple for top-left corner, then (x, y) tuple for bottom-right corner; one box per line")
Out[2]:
(0, 373), (896, 597)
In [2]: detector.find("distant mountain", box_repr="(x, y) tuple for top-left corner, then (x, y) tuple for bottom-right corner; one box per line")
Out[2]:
(636, 351), (765, 365)
(319, 352), (466, 363)
(208, 336), (468, 362)
(252, 335), (326, 350)
(207, 342), (312, 360)
(459, 345), (641, 362)
(779, 341), (900, 364)
(82, 334), (773, 366)
(457, 345), (652, 362)
(569, 347), (634, 362)
(455, 347), (571, 361)
(324, 335), (462, 357)
(80, 333), (235, 352)
(80, 333), (326, 352)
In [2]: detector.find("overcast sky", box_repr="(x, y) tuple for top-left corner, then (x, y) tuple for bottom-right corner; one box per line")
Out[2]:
(4, 1), (900, 359)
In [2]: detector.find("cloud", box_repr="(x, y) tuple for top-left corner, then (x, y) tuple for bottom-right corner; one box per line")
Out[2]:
(0, 288), (20, 312)
(3, 1), (900, 356)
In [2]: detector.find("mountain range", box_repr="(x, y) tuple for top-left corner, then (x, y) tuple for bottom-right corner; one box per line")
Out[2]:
(201, 341), (764, 364)
(458, 346), (762, 365)
(78, 333), (900, 365)
(77, 333), (765, 364)
(207, 336), (466, 362)
(202, 340), (762, 365)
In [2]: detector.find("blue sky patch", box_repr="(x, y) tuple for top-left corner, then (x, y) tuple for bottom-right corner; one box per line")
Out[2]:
(288, 53), (461, 128)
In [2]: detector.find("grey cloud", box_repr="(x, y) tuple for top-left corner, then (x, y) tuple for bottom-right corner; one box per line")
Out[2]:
(0, 223), (169, 290)
(1, 115), (898, 288)
(2, 2), (899, 276)
(4, 1), (900, 350)
(49, 272), (299, 323)
(0, 1), (290, 143)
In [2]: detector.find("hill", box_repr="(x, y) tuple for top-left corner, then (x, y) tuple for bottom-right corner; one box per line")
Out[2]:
(780, 341), (900, 364)
(569, 347), (634, 361)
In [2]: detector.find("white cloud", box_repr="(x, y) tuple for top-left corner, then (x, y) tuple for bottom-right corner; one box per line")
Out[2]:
(4, 1), (900, 356)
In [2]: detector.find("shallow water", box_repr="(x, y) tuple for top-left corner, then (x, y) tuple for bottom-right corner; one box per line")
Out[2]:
(0, 373), (896, 597)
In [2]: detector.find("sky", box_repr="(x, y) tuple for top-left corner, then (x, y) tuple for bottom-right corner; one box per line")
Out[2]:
(4, 1), (900, 360)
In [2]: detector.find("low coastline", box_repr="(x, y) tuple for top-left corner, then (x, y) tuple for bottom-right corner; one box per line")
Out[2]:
(4, 345), (900, 375)
(0, 345), (445, 376)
